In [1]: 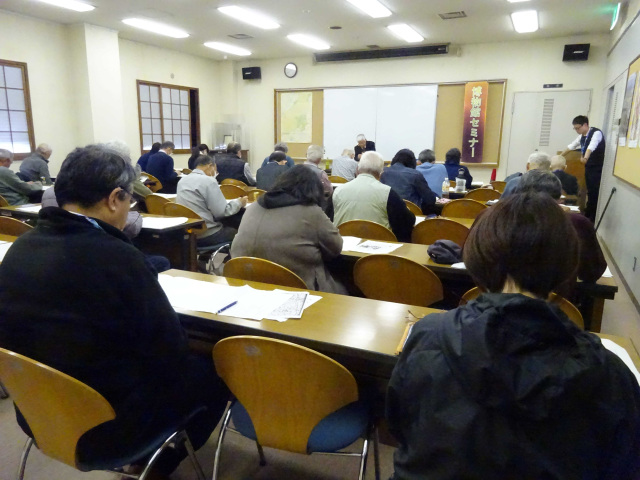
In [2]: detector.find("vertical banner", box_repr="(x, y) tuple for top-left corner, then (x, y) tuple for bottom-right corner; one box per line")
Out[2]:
(462, 81), (489, 163)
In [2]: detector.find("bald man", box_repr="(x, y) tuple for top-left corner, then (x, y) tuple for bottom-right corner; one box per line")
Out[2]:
(20, 143), (53, 185)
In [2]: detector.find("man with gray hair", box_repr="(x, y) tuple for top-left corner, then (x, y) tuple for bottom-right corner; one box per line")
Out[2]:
(550, 154), (579, 195)
(0, 149), (42, 205)
(354, 134), (376, 161)
(416, 149), (448, 197)
(331, 148), (358, 181)
(215, 142), (256, 186)
(19, 143), (53, 184)
(303, 144), (332, 194)
(502, 151), (551, 197)
(260, 142), (295, 168)
(333, 151), (415, 242)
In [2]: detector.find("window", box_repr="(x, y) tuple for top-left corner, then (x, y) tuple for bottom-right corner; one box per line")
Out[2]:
(0, 60), (35, 159)
(137, 80), (200, 154)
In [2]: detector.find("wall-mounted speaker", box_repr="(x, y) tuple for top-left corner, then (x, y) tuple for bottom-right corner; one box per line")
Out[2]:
(562, 44), (590, 62)
(242, 66), (262, 80)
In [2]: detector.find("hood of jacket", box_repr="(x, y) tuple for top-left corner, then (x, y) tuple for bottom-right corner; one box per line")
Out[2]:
(257, 189), (306, 209)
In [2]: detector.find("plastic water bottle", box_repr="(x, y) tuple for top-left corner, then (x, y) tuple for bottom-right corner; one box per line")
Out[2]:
(455, 168), (466, 193)
(441, 178), (450, 198)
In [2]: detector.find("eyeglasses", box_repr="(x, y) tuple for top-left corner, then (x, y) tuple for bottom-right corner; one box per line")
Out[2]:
(118, 187), (136, 205)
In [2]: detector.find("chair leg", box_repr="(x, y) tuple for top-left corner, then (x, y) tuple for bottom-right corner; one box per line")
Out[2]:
(183, 431), (206, 480)
(256, 442), (267, 466)
(138, 431), (180, 480)
(372, 426), (380, 480)
(358, 437), (369, 480)
(0, 380), (8, 399)
(17, 437), (34, 480)
(212, 405), (232, 480)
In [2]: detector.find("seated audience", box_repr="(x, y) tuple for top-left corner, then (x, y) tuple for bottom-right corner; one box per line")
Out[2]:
(381, 148), (436, 213)
(260, 142), (295, 168)
(177, 155), (247, 247)
(416, 149), (448, 197)
(104, 140), (153, 200)
(0, 149), (42, 205)
(215, 142), (255, 186)
(303, 145), (333, 195)
(331, 148), (358, 181)
(551, 154), (579, 195)
(188, 143), (210, 170)
(256, 151), (289, 191)
(502, 151), (551, 197)
(333, 151), (415, 242)
(354, 134), (376, 161)
(387, 192), (640, 480)
(231, 165), (344, 293)
(0, 144), (228, 478)
(146, 141), (180, 193)
(137, 142), (160, 172)
(19, 143), (53, 184)
(443, 147), (473, 189)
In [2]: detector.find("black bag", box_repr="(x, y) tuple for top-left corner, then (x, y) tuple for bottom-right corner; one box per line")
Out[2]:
(427, 240), (462, 265)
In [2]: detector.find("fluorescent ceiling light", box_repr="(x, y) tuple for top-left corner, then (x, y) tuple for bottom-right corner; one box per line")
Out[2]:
(122, 18), (189, 38)
(204, 42), (251, 56)
(510, 10), (538, 33)
(346, 0), (392, 18)
(387, 24), (424, 43)
(37, 0), (94, 12)
(217, 6), (280, 29)
(611, 2), (621, 30)
(507, 0), (530, 3)
(287, 34), (330, 51)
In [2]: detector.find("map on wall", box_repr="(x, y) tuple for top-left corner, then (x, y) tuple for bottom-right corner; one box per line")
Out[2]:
(281, 91), (313, 143)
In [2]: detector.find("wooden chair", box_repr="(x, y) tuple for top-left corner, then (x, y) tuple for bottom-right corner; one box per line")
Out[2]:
(224, 257), (308, 289)
(403, 199), (422, 216)
(141, 173), (163, 193)
(411, 218), (470, 247)
(464, 188), (501, 202)
(144, 194), (170, 215)
(490, 181), (506, 193)
(354, 254), (443, 307)
(0, 217), (33, 236)
(245, 188), (266, 202)
(211, 336), (379, 480)
(441, 199), (488, 219)
(163, 203), (207, 234)
(0, 195), (9, 207)
(220, 184), (247, 200)
(327, 175), (348, 183)
(220, 178), (247, 188)
(337, 220), (397, 242)
(459, 287), (584, 329)
(0, 347), (206, 480)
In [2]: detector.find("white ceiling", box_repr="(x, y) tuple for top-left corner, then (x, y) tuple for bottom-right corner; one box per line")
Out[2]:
(2, 0), (615, 60)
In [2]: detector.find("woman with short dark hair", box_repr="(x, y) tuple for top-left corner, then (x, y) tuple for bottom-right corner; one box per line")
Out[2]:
(387, 192), (640, 480)
(231, 165), (345, 293)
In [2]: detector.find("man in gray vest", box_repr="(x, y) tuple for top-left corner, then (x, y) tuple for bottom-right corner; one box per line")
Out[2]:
(20, 143), (53, 184)
(0, 149), (42, 205)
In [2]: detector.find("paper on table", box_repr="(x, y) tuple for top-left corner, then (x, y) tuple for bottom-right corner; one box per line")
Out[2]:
(142, 216), (188, 229)
(601, 267), (613, 278)
(222, 286), (297, 321)
(350, 240), (402, 254)
(268, 292), (309, 322)
(601, 339), (640, 385)
(158, 274), (241, 313)
(415, 216), (426, 225)
(0, 242), (12, 262)
(273, 289), (322, 310)
(451, 262), (466, 269)
(16, 204), (42, 213)
(341, 236), (362, 252)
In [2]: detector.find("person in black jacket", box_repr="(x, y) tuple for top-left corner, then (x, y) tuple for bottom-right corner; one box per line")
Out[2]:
(256, 151), (289, 191)
(387, 192), (640, 480)
(443, 147), (473, 189)
(550, 154), (579, 195)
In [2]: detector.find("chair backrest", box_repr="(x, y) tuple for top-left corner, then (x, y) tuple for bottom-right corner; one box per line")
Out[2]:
(0, 195), (9, 207)
(0, 216), (33, 236)
(245, 188), (266, 202)
(354, 254), (443, 307)
(220, 178), (248, 187)
(0, 348), (116, 468)
(337, 220), (397, 242)
(327, 175), (348, 184)
(490, 180), (506, 193)
(220, 184), (247, 199)
(464, 188), (501, 202)
(212, 336), (358, 453)
(224, 256), (308, 289)
(142, 173), (163, 193)
(403, 199), (422, 216)
(441, 199), (488, 219)
(411, 218), (470, 247)
(144, 194), (170, 215)
(163, 203), (206, 232)
(182, 168), (192, 175)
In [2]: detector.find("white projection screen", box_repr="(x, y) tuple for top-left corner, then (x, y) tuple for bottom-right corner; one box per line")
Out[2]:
(323, 84), (438, 162)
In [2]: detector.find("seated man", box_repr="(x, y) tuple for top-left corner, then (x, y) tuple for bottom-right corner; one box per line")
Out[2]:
(177, 154), (247, 247)
(256, 151), (289, 191)
(502, 151), (551, 197)
(381, 149), (436, 214)
(303, 144), (333, 196)
(215, 142), (256, 186)
(333, 151), (415, 242)
(0, 149), (42, 205)
(137, 142), (161, 172)
(0, 144), (228, 477)
(551, 154), (579, 195)
(19, 143), (53, 184)
(354, 134), (375, 161)
(331, 148), (358, 181)
(146, 141), (180, 193)
(416, 149), (448, 197)
(443, 147), (473, 189)
(260, 142), (295, 168)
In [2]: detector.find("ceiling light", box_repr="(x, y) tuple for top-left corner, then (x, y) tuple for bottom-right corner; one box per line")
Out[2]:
(611, 2), (621, 30)
(387, 24), (424, 43)
(510, 10), (538, 33)
(204, 42), (251, 56)
(37, 0), (94, 12)
(122, 18), (189, 38)
(287, 34), (330, 50)
(346, 0), (392, 18)
(217, 6), (280, 29)
(507, 0), (530, 3)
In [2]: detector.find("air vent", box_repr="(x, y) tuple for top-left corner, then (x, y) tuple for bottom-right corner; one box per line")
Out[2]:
(538, 99), (554, 147)
(228, 33), (253, 40)
(438, 11), (467, 20)
(315, 44), (449, 63)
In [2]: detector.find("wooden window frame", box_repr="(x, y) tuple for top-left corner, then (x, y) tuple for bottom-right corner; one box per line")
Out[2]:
(0, 59), (36, 160)
(136, 80), (200, 155)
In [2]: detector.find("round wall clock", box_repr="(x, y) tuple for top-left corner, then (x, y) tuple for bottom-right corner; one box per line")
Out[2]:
(284, 62), (297, 78)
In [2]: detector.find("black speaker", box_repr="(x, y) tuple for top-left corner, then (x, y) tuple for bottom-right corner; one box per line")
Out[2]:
(563, 44), (590, 62)
(242, 66), (262, 80)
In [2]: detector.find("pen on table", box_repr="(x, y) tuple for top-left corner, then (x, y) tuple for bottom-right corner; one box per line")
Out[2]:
(216, 301), (238, 314)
